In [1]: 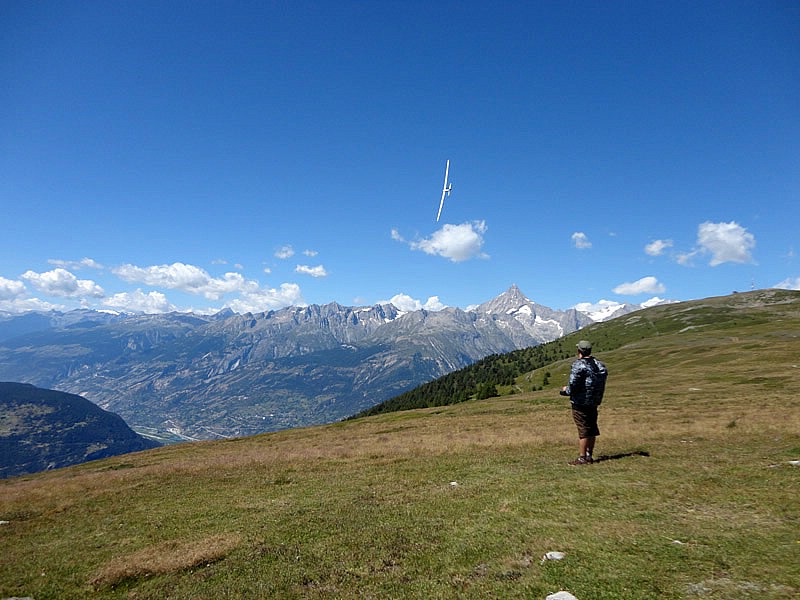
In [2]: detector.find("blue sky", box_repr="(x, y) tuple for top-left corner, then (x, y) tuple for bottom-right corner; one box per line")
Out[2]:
(1, 1), (798, 315)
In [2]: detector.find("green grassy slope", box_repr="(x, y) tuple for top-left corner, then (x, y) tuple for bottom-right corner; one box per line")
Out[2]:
(356, 288), (800, 415)
(1, 290), (799, 599)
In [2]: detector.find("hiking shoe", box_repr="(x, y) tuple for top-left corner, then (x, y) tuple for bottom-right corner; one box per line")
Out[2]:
(568, 456), (592, 466)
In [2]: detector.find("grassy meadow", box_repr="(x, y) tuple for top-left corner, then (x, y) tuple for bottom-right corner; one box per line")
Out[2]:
(1, 291), (799, 599)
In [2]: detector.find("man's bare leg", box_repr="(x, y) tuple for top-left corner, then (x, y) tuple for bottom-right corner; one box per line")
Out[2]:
(579, 436), (596, 461)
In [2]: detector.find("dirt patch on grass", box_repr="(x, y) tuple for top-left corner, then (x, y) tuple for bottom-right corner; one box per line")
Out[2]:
(90, 532), (241, 588)
(687, 577), (797, 598)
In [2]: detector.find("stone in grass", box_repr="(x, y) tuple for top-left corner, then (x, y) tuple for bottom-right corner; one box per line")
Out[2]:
(540, 551), (566, 564)
(546, 592), (578, 600)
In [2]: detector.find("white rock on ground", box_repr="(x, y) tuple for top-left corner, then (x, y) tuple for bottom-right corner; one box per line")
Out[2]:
(546, 592), (578, 600)
(540, 551), (566, 564)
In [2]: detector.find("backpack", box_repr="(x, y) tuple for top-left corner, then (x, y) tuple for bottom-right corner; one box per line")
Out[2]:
(582, 357), (608, 405)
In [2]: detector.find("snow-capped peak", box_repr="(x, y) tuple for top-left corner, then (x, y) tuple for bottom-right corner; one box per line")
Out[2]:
(640, 296), (668, 308)
(472, 284), (533, 314)
(574, 296), (676, 322)
(573, 299), (629, 322)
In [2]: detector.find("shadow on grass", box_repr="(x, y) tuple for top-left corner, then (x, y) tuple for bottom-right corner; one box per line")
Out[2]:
(594, 450), (650, 463)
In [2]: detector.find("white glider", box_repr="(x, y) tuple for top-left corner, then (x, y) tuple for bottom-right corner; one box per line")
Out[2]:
(435, 159), (453, 222)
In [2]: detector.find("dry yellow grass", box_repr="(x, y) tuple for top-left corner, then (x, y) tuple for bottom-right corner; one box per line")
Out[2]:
(89, 533), (241, 588)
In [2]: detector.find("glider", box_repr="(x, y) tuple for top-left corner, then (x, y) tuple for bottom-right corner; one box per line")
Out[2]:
(435, 159), (453, 222)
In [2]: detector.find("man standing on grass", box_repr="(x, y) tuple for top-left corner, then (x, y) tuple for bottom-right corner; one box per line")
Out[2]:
(560, 340), (608, 465)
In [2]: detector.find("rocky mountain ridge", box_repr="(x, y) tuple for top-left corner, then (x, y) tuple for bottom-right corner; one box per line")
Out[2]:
(0, 286), (660, 440)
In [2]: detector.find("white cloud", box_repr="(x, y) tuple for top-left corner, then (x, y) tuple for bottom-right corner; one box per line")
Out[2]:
(0, 276), (26, 300)
(0, 296), (64, 313)
(676, 250), (698, 266)
(303, 249), (318, 257)
(295, 265), (328, 278)
(104, 289), (176, 313)
(112, 262), (258, 300)
(383, 293), (446, 312)
(48, 257), (103, 270)
(572, 232), (592, 249)
(775, 276), (800, 291)
(423, 296), (446, 311)
(0, 275), (67, 313)
(391, 229), (404, 242)
(613, 276), (666, 295)
(384, 294), (418, 311)
(21, 268), (104, 298)
(275, 245), (295, 259)
(645, 239), (673, 256)
(696, 221), (756, 266)
(406, 221), (489, 262)
(226, 283), (304, 313)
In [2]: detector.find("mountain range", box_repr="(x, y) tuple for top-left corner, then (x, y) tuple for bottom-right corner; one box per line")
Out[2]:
(0, 286), (658, 441)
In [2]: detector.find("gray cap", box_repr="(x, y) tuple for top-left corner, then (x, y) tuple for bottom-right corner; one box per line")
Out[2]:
(576, 340), (592, 352)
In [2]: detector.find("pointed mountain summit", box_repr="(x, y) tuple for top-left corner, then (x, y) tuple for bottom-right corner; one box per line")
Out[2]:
(473, 284), (533, 315)
(471, 285), (595, 346)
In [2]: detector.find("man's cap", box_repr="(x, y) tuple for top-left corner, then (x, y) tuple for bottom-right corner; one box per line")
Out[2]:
(576, 340), (592, 352)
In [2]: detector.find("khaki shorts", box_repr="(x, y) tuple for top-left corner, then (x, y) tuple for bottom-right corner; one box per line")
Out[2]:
(572, 405), (600, 439)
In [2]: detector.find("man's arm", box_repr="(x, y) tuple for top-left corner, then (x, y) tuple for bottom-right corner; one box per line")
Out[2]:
(560, 360), (583, 396)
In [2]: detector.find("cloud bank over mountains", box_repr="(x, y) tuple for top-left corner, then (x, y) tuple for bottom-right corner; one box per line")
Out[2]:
(21, 268), (105, 299)
(0, 220), (794, 315)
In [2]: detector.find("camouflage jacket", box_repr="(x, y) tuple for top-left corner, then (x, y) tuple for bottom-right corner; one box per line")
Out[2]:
(564, 357), (608, 407)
